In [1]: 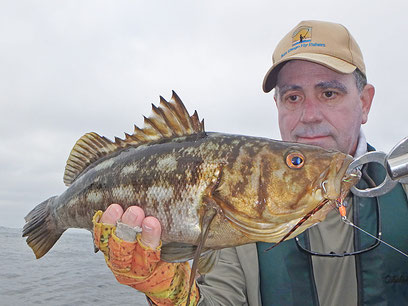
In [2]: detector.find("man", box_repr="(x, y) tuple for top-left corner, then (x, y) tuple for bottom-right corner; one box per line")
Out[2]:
(93, 20), (408, 305)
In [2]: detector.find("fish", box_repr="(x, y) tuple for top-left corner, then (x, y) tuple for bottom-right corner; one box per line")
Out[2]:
(23, 91), (360, 272)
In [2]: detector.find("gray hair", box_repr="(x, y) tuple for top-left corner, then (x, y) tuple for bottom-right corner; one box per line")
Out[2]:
(353, 68), (367, 93)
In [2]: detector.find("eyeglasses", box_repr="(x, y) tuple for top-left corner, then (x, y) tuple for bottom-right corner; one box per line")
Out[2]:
(295, 174), (381, 257)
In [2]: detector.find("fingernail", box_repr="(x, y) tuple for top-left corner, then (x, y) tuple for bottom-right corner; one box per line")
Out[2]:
(143, 224), (153, 232)
(106, 205), (118, 217)
(124, 209), (138, 223)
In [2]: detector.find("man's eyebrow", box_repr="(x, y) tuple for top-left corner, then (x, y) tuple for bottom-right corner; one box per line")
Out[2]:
(315, 81), (348, 93)
(276, 85), (302, 97)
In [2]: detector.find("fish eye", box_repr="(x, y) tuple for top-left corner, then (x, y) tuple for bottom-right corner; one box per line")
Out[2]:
(286, 152), (305, 169)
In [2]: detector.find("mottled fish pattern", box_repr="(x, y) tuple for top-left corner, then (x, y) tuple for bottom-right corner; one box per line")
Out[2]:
(23, 92), (359, 265)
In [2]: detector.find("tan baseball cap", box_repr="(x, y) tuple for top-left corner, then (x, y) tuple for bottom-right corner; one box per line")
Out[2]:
(262, 20), (366, 92)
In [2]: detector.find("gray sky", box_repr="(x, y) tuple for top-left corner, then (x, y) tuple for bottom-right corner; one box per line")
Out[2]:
(1, 1), (407, 228)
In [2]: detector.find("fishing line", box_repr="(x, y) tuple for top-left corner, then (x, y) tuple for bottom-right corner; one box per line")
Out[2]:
(295, 166), (405, 258)
(342, 216), (408, 258)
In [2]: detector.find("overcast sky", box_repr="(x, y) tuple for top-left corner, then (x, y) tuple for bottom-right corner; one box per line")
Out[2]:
(1, 1), (407, 228)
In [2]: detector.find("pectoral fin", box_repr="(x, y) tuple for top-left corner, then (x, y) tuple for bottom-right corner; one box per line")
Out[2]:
(186, 204), (217, 305)
(198, 250), (220, 275)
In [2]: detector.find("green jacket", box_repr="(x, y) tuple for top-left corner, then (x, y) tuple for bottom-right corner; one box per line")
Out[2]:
(198, 162), (408, 305)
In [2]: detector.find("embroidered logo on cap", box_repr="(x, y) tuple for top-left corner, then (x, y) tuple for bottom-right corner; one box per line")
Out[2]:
(292, 26), (312, 46)
(280, 26), (325, 58)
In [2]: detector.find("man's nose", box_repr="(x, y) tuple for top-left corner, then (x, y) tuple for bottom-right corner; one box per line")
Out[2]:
(300, 97), (323, 123)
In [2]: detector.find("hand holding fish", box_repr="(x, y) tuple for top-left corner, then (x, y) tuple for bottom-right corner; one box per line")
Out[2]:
(99, 204), (161, 249)
(93, 204), (199, 305)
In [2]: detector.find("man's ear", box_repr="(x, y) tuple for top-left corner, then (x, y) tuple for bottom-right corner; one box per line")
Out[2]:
(273, 89), (278, 105)
(361, 84), (375, 124)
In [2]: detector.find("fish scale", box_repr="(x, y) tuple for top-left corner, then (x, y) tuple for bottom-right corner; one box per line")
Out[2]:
(23, 92), (360, 272)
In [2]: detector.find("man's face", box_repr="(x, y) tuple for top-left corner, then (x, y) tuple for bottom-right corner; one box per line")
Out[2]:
(274, 60), (374, 155)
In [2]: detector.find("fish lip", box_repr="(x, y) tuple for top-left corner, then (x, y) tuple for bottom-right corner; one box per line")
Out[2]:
(339, 166), (361, 197)
(320, 154), (357, 201)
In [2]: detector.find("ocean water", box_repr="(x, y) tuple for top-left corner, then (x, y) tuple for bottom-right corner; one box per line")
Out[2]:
(0, 227), (146, 305)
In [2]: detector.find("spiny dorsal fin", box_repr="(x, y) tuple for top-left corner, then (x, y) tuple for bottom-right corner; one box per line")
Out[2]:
(63, 91), (205, 186)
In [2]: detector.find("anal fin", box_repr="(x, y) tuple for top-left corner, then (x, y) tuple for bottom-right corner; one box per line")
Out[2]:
(160, 242), (199, 263)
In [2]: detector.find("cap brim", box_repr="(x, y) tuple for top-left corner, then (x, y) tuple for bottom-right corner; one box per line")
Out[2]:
(262, 53), (357, 93)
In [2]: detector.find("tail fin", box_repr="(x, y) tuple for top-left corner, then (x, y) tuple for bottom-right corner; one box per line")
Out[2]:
(22, 196), (65, 259)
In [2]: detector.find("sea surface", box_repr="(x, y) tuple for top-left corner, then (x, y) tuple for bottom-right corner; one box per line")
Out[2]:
(0, 227), (147, 305)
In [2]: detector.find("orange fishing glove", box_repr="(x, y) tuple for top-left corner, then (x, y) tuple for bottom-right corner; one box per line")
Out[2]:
(92, 210), (200, 305)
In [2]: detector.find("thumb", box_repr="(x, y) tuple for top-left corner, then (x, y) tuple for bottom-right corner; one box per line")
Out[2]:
(140, 216), (162, 249)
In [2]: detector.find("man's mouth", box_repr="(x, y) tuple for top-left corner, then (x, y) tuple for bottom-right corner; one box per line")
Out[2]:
(296, 135), (330, 142)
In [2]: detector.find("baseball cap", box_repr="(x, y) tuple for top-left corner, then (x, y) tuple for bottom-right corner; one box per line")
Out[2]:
(262, 20), (366, 92)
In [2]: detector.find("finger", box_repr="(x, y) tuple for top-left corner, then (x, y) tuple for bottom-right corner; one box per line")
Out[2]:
(121, 206), (145, 228)
(140, 216), (162, 249)
(100, 204), (123, 225)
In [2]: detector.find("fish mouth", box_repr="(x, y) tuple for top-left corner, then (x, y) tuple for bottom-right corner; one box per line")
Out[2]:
(319, 154), (360, 201)
(300, 154), (360, 225)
